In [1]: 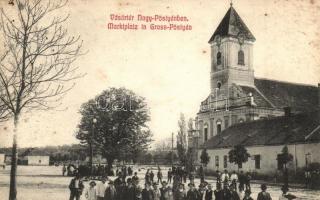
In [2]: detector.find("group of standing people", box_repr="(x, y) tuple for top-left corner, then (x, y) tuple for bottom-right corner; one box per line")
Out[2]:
(216, 170), (251, 193)
(68, 166), (297, 200)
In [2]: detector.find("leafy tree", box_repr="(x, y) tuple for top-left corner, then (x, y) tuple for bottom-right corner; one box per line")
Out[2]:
(0, 1), (83, 198)
(165, 151), (178, 165)
(200, 148), (210, 167)
(177, 113), (187, 166)
(278, 145), (293, 187)
(144, 153), (153, 164)
(228, 145), (250, 170)
(76, 87), (152, 173)
(185, 148), (194, 172)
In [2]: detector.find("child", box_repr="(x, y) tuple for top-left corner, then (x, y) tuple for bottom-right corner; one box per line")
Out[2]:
(85, 181), (97, 200)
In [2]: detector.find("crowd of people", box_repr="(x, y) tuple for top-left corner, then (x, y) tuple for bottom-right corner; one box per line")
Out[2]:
(68, 166), (297, 200)
(63, 163), (134, 178)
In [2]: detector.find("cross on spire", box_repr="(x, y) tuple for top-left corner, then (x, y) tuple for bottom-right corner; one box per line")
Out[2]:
(230, 0), (233, 7)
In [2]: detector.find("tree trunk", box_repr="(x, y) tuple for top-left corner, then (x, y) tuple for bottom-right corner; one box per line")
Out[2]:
(9, 115), (19, 200)
(106, 158), (114, 175)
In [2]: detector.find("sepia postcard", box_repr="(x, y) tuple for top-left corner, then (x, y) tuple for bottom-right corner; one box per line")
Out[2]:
(0, 0), (319, 200)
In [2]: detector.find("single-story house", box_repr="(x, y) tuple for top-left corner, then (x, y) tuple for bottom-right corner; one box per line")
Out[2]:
(27, 155), (50, 166)
(199, 110), (320, 174)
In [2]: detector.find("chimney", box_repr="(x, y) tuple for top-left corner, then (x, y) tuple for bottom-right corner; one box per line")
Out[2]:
(284, 107), (291, 117)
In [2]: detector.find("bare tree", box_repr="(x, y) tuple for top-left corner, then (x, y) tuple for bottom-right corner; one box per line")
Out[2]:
(0, 0), (84, 199)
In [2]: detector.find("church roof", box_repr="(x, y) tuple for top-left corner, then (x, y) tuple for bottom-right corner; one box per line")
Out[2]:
(208, 5), (256, 43)
(202, 111), (320, 149)
(254, 78), (319, 113)
(199, 79), (319, 114)
(238, 85), (274, 108)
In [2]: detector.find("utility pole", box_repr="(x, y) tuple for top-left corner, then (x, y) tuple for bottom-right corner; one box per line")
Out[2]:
(90, 118), (97, 175)
(171, 132), (174, 167)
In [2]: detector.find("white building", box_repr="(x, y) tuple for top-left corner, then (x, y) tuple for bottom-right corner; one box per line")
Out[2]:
(193, 4), (319, 147)
(199, 111), (320, 174)
(191, 3), (320, 175)
(27, 155), (50, 166)
(0, 153), (5, 166)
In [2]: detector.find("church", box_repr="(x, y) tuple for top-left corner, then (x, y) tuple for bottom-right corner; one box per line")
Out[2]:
(192, 4), (320, 174)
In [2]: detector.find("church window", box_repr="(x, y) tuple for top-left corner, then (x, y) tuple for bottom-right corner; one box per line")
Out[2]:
(238, 50), (245, 65)
(215, 156), (219, 168)
(254, 155), (261, 169)
(216, 121), (222, 135)
(217, 82), (222, 90)
(223, 155), (228, 168)
(204, 124), (208, 141)
(217, 52), (222, 65)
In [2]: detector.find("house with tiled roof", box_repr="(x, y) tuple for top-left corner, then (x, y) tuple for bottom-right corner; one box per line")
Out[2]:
(191, 3), (320, 173)
(200, 111), (320, 173)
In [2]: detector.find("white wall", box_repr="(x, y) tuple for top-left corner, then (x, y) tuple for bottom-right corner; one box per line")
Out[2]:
(27, 156), (50, 166)
(201, 143), (320, 174)
(0, 154), (5, 165)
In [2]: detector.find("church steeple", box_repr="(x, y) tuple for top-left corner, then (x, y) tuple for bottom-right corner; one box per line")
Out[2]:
(209, 5), (255, 94)
(208, 5), (255, 43)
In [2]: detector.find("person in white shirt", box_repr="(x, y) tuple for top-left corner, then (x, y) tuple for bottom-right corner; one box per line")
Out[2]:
(96, 177), (107, 200)
(220, 170), (229, 189)
(230, 171), (238, 191)
(85, 181), (97, 200)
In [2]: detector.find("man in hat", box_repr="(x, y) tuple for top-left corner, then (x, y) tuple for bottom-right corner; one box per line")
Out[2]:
(157, 169), (163, 184)
(160, 181), (171, 200)
(175, 183), (186, 200)
(221, 184), (232, 200)
(167, 168), (172, 183)
(96, 177), (107, 200)
(123, 178), (135, 200)
(257, 184), (272, 200)
(132, 172), (139, 183)
(142, 182), (154, 200)
(204, 184), (213, 200)
(104, 181), (117, 200)
(69, 174), (84, 200)
(152, 183), (161, 200)
(85, 181), (97, 200)
(214, 183), (223, 200)
(133, 178), (142, 200)
(186, 183), (199, 200)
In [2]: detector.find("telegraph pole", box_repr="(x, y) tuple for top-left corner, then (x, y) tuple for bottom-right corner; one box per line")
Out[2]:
(171, 132), (174, 167)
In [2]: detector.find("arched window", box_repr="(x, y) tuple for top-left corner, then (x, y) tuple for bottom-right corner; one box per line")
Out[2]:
(238, 50), (244, 65)
(216, 120), (222, 135)
(217, 82), (222, 90)
(204, 124), (208, 141)
(217, 52), (222, 65)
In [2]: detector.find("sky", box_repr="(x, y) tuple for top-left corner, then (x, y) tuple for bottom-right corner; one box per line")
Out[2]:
(0, 0), (319, 148)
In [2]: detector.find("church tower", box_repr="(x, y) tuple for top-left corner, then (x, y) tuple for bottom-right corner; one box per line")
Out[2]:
(209, 4), (255, 96)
